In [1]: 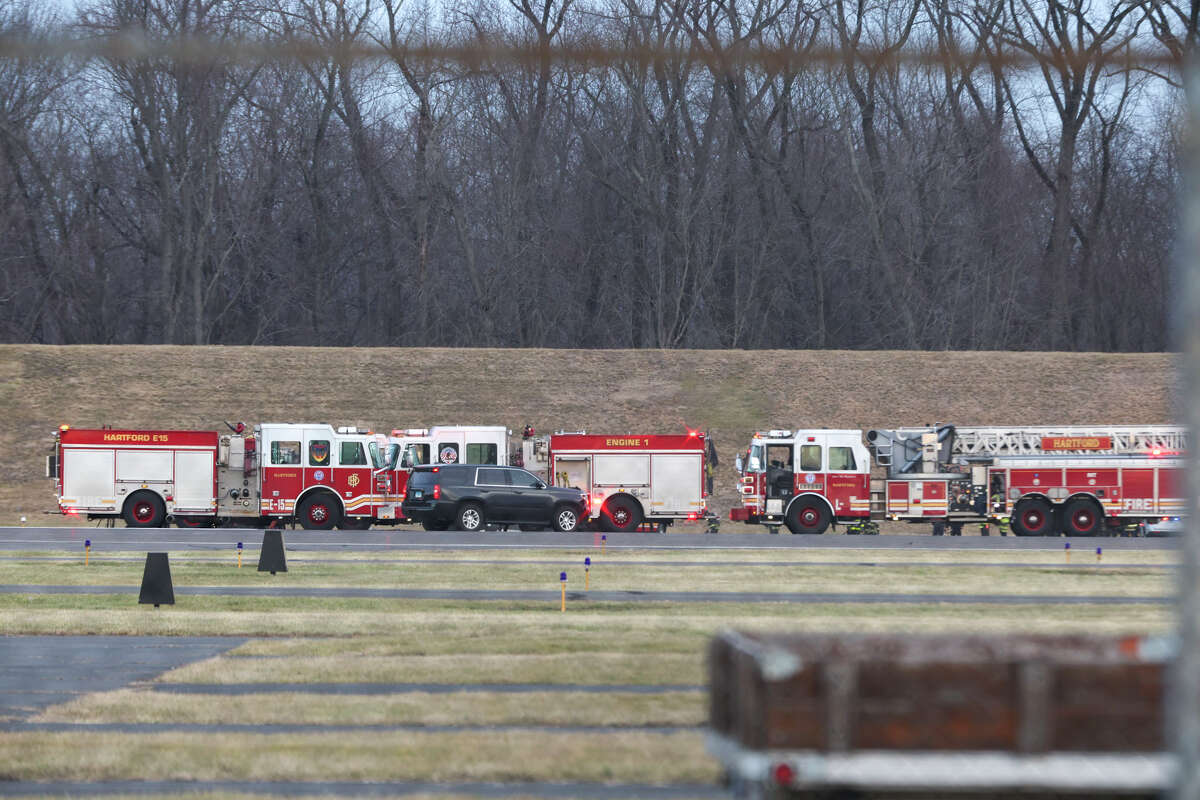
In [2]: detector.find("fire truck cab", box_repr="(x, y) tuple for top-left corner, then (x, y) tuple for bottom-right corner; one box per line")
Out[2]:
(256, 423), (397, 529)
(391, 426), (511, 469)
(730, 430), (872, 534)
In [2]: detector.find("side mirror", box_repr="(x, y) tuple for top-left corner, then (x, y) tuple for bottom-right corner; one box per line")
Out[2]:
(735, 455), (743, 472)
(538, 481), (547, 490)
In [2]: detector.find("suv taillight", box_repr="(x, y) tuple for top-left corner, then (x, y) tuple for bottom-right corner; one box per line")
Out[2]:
(432, 484), (440, 500)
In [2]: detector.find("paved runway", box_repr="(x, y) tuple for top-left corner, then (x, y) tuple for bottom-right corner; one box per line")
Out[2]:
(0, 525), (1181, 552)
(0, 635), (244, 720)
(0, 779), (727, 798)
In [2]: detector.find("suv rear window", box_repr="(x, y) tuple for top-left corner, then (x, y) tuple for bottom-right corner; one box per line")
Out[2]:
(408, 467), (467, 488)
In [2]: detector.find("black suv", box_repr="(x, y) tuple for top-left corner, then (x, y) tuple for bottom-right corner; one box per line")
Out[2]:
(401, 464), (586, 532)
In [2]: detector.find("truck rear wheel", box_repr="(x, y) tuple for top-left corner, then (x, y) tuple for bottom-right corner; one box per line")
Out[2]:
(123, 491), (166, 528)
(1012, 498), (1054, 536)
(1062, 498), (1103, 536)
(297, 492), (341, 530)
(786, 499), (830, 534)
(601, 495), (642, 532)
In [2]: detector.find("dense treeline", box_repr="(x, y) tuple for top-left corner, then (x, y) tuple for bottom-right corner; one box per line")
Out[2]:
(0, 0), (1190, 349)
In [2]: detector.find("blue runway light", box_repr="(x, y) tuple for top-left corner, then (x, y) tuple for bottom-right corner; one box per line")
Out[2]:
(84, 539), (91, 548)
(560, 572), (567, 582)
(237, 542), (243, 550)
(585, 557), (591, 567)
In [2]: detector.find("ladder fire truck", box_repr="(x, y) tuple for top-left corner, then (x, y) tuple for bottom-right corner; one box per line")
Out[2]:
(522, 430), (714, 531)
(730, 425), (1187, 536)
(49, 422), (405, 529)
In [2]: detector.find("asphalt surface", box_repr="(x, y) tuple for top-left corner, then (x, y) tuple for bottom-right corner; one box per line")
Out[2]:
(0, 635), (244, 720)
(0, 780), (727, 798)
(0, 525), (1181, 551)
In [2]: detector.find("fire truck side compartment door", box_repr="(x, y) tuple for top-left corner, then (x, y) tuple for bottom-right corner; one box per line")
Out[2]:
(554, 456), (591, 491)
(650, 453), (702, 514)
(116, 450), (172, 482)
(174, 450), (215, 509)
(63, 449), (115, 507)
(594, 454), (649, 486)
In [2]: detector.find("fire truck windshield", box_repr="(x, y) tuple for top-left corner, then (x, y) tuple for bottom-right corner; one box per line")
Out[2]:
(748, 444), (764, 472)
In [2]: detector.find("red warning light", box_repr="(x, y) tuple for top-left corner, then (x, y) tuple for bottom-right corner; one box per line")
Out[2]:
(772, 762), (796, 786)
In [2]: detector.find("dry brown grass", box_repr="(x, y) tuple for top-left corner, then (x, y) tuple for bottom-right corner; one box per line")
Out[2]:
(32, 688), (706, 726)
(0, 729), (717, 783)
(3, 345), (1178, 528)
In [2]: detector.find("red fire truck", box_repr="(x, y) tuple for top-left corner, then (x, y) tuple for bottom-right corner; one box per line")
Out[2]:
(49, 422), (404, 529)
(522, 430), (714, 531)
(730, 425), (1187, 536)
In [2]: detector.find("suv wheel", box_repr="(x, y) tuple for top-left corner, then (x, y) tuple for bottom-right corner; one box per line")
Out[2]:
(457, 502), (484, 532)
(553, 505), (580, 533)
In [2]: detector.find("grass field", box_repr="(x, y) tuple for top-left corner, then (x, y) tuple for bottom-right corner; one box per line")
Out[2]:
(0, 546), (1179, 795)
(1, 345), (1178, 528)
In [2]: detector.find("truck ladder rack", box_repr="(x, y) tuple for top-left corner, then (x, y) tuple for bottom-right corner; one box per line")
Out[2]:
(946, 425), (1186, 457)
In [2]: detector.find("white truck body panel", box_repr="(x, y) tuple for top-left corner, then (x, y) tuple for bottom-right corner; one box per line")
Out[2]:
(649, 453), (702, 514)
(62, 449), (116, 509)
(174, 450), (216, 509)
(595, 454), (649, 486)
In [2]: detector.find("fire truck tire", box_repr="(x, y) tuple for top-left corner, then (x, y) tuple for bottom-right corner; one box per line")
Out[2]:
(174, 515), (214, 528)
(123, 491), (166, 528)
(1062, 497), (1103, 536)
(1011, 498), (1054, 536)
(600, 495), (642, 532)
(785, 499), (830, 535)
(296, 492), (341, 530)
(338, 516), (373, 530)
(552, 504), (581, 533)
(422, 519), (450, 531)
(456, 502), (485, 532)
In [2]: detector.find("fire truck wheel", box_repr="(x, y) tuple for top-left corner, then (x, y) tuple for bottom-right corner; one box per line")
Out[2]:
(338, 516), (373, 530)
(785, 499), (830, 534)
(1011, 498), (1054, 536)
(552, 505), (580, 533)
(123, 491), (166, 528)
(456, 502), (485, 532)
(600, 495), (642, 532)
(174, 515), (214, 528)
(297, 492), (341, 530)
(1061, 497), (1103, 536)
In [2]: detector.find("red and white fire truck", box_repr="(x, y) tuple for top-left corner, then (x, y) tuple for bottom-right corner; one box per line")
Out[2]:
(522, 430), (714, 531)
(49, 422), (405, 529)
(730, 425), (1188, 536)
